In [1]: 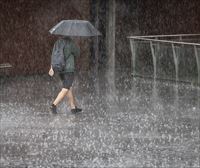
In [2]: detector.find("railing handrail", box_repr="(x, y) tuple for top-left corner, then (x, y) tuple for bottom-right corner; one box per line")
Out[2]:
(127, 36), (200, 46)
(128, 34), (200, 38)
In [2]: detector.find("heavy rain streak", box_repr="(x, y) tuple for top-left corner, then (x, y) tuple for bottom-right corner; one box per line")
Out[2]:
(0, 0), (200, 167)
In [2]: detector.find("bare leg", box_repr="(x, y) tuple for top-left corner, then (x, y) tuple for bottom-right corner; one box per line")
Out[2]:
(66, 88), (76, 109)
(53, 88), (69, 106)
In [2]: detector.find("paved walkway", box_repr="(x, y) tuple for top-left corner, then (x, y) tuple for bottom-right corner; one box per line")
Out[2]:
(0, 72), (199, 167)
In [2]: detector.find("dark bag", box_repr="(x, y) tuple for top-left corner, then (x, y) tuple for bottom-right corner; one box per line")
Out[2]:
(51, 39), (66, 73)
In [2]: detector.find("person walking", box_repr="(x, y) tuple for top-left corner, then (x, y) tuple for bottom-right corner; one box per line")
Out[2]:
(49, 36), (82, 114)
(48, 20), (101, 114)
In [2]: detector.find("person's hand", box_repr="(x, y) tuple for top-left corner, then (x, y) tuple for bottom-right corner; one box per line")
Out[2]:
(49, 68), (54, 77)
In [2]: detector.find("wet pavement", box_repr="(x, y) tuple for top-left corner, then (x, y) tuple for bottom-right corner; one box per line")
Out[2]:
(0, 71), (200, 167)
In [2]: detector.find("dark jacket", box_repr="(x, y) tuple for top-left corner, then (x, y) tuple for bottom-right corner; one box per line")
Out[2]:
(53, 37), (80, 73)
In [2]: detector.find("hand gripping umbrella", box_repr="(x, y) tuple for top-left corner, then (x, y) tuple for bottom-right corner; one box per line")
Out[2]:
(49, 20), (101, 37)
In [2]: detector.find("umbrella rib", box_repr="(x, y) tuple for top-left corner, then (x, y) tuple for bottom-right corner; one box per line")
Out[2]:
(49, 21), (64, 34)
(67, 21), (74, 36)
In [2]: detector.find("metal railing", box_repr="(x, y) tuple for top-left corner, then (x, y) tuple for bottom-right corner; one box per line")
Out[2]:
(128, 34), (200, 85)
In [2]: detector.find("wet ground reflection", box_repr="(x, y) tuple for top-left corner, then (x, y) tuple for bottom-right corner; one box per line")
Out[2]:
(0, 72), (199, 167)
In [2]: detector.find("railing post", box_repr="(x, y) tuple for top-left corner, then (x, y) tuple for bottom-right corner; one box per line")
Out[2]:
(130, 39), (136, 76)
(194, 46), (200, 85)
(150, 41), (157, 80)
(172, 44), (179, 83)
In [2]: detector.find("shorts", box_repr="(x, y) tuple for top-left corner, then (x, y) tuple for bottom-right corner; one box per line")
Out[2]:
(59, 72), (74, 89)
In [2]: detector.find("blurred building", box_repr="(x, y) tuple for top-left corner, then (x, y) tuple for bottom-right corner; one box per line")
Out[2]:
(0, 0), (200, 76)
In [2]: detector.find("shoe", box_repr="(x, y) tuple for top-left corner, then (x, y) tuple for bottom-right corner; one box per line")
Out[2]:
(71, 107), (82, 114)
(50, 104), (57, 114)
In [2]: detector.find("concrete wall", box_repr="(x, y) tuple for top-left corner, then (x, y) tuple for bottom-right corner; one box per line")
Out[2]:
(0, 0), (90, 75)
(138, 0), (200, 35)
(1, 0), (200, 76)
(115, 0), (140, 72)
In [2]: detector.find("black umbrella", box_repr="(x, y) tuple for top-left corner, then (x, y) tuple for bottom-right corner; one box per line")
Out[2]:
(49, 20), (101, 37)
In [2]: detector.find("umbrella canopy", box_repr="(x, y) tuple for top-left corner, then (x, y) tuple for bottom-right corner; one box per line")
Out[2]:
(49, 20), (101, 37)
